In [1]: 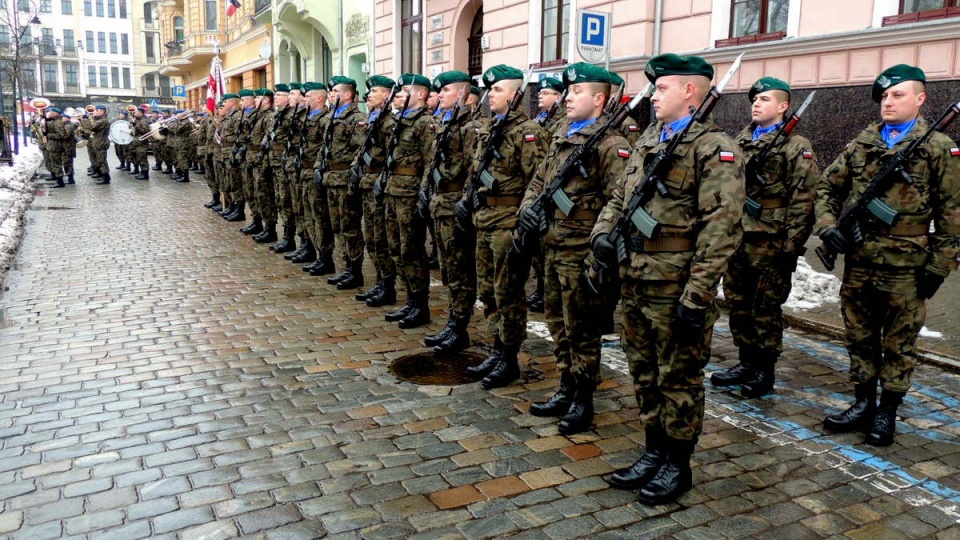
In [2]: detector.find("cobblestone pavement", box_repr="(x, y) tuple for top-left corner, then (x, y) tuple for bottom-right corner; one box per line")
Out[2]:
(1, 162), (960, 539)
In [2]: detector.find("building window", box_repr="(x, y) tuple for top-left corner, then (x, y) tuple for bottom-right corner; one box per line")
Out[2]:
(63, 29), (74, 51)
(111, 66), (119, 87)
(731, 0), (788, 38)
(399, 0), (422, 73)
(40, 0), (52, 12)
(99, 65), (107, 86)
(109, 32), (117, 53)
(95, 0), (103, 17)
(107, 0), (114, 17)
(541, 0), (569, 64)
(88, 65), (96, 86)
(85, 31), (93, 51)
(84, 0), (91, 16)
(120, 33), (128, 54)
(41, 28), (55, 54)
(0, 26), (10, 47)
(145, 73), (155, 91)
(97, 31), (105, 52)
(43, 63), (57, 92)
(884, 0), (960, 24)
(160, 74), (170, 96)
(20, 26), (31, 46)
(173, 16), (184, 42)
(122, 67), (130, 88)
(145, 34), (155, 62)
(143, 1), (151, 23)
(65, 64), (78, 89)
(61, 0), (71, 14)
(17, 0), (28, 11)
(118, 0), (125, 18)
(205, 0), (217, 31)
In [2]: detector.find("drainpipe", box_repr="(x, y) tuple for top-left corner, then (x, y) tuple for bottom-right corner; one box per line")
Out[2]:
(369, 1), (375, 76)
(653, 0), (663, 56)
(339, 0), (345, 75)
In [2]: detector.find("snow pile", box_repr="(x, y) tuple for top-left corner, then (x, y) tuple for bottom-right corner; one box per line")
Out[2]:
(785, 257), (841, 310)
(0, 145), (43, 290)
(920, 327), (945, 339)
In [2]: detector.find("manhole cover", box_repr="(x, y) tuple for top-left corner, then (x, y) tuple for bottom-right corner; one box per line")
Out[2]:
(390, 350), (486, 385)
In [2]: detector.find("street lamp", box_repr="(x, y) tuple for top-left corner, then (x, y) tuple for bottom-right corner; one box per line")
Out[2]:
(30, 15), (42, 96)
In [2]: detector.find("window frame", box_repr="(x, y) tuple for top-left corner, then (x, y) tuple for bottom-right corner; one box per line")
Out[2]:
(65, 63), (78, 89)
(95, 0), (103, 17)
(99, 65), (107, 87)
(716, 0), (788, 47)
(83, 0), (91, 16)
(40, 0), (52, 12)
(109, 32), (117, 53)
(399, 0), (422, 74)
(111, 66), (119, 88)
(85, 31), (94, 51)
(120, 33), (128, 54)
(539, 0), (570, 66)
(88, 65), (97, 87)
(61, 0), (71, 14)
(884, 0), (960, 24)
(97, 31), (105, 53)
(173, 15), (184, 42)
(122, 66), (130, 88)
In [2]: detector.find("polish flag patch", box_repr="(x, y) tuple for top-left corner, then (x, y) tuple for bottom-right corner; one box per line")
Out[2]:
(628, 125), (639, 132)
(617, 148), (631, 158)
(524, 133), (537, 142)
(357, 122), (367, 128)
(802, 150), (814, 159)
(719, 151), (736, 162)
(951, 147), (960, 157)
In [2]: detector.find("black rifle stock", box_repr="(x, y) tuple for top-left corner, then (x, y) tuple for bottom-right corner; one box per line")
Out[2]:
(814, 99), (960, 271)
(293, 104), (317, 180)
(280, 104), (303, 170)
(372, 93), (412, 203)
(229, 106), (248, 167)
(313, 96), (342, 185)
(258, 105), (290, 162)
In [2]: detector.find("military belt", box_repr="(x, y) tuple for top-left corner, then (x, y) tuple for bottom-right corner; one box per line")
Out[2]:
(628, 235), (695, 253)
(479, 195), (523, 207)
(755, 197), (785, 209)
(392, 167), (422, 176)
(272, 143), (285, 151)
(437, 182), (464, 194)
(877, 222), (929, 236)
(365, 166), (383, 175)
(329, 163), (350, 171)
(552, 207), (598, 221)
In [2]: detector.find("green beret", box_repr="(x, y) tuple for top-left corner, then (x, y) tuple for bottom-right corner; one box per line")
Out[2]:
(259, 88), (274, 98)
(872, 64), (926, 103)
(607, 71), (624, 87)
(288, 82), (302, 91)
(432, 70), (472, 91)
(482, 65), (524, 88)
(471, 85), (482, 97)
(644, 53), (714, 83)
(221, 93), (238, 100)
(302, 82), (326, 93)
(366, 75), (395, 90)
(329, 76), (357, 89)
(397, 73), (432, 88)
(537, 77), (563, 93)
(748, 77), (790, 102)
(274, 83), (290, 93)
(237, 89), (255, 98)
(562, 62), (611, 87)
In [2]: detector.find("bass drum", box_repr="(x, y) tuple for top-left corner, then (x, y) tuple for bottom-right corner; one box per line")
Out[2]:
(108, 120), (134, 145)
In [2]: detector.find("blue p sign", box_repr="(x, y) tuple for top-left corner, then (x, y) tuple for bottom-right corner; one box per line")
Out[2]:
(581, 12), (606, 46)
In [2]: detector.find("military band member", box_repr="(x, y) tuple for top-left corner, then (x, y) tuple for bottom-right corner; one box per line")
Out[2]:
(521, 63), (631, 434)
(816, 65), (960, 446)
(43, 107), (70, 188)
(131, 105), (151, 180)
(63, 111), (77, 185)
(172, 109), (193, 183)
(158, 109), (174, 174)
(113, 110), (129, 171)
(89, 105), (111, 184)
(251, 89), (279, 244)
(593, 54), (745, 504)
(458, 65), (549, 389)
(299, 83), (337, 276)
(712, 77), (818, 397)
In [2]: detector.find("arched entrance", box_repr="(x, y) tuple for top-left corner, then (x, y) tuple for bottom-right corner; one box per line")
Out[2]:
(452, 0), (483, 75)
(467, 8), (483, 77)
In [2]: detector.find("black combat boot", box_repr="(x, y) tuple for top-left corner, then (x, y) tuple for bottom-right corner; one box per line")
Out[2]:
(336, 258), (365, 290)
(741, 359), (776, 398)
(327, 256), (353, 285)
(711, 346), (758, 387)
(116, 160), (127, 170)
(50, 177), (66, 188)
(356, 272), (382, 301)
(226, 203), (246, 222)
(162, 165), (173, 175)
(210, 200), (221, 212)
(636, 436), (696, 505)
(434, 316), (470, 355)
(241, 215), (263, 235)
(366, 274), (397, 307)
(66, 173), (75, 184)
(609, 425), (668, 490)
(309, 254), (336, 276)
(866, 389), (905, 447)
(466, 337), (504, 380)
(89, 168), (102, 179)
(824, 380), (878, 433)
(95, 172), (111, 185)
(170, 168), (182, 180)
(481, 343), (520, 390)
(151, 162), (161, 171)
(424, 314), (456, 347)
(219, 202), (236, 218)
(529, 371), (575, 417)
(205, 192), (220, 208)
(254, 223), (278, 243)
(558, 378), (595, 435)
(526, 276), (545, 313)
(286, 234), (311, 260)
(398, 291), (431, 329)
(176, 170), (189, 183)
(293, 239), (318, 264)
(385, 288), (415, 322)
(131, 163), (138, 173)
(271, 225), (296, 253)
(136, 168), (149, 180)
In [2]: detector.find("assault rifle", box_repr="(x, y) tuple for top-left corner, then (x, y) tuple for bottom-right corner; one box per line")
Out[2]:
(472, 89), (490, 121)
(815, 96), (960, 271)
(280, 103), (303, 170)
(313, 96), (341, 185)
(604, 83), (625, 115)
(538, 88), (568, 127)
(418, 90), (465, 221)
(584, 53), (744, 295)
(293, 103), (319, 180)
(372, 92), (412, 203)
(257, 104), (291, 162)
(229, 106), (248, 167)
(456, 71), (534, 236)
(349, 84), (400, 197)
(235, 107), (260, 164)
(744, 90), (816, 217)
(511, 84), (653, 258)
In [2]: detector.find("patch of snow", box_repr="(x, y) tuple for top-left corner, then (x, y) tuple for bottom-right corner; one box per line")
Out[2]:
(920, 326), (944, 339)
(0, 145), (44, 291)
(785, 257), (841, 310)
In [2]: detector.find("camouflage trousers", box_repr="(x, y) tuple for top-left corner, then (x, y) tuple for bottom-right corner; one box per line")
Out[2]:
(115, 144), (125, 163)
(242, 162), (258, 215)
(204, 154), (218, 193)
(47, 150), (66, 177)
(255, 163), (277, 227)
(175, 143), (190, 170)
(91, 145), (108, 173)
(132, 144), (148, 171)
(385, 194), (429, 295)
(722, 249), (793, 364)
(287, 167), (304, 232)
(476, 227), (530, 348)
(300, 176), (335, 260)
(621, 280), (719, 441)
(544, 246), (602, 384)
(361, 184), (394, 278)
(435, 215), (477, 320)
(326, 180), (365, 261)
(841, 264), (924, 392)
(271, 157), (293, 227)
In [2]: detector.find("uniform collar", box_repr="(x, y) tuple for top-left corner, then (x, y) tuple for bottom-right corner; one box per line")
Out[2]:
(752, 121), (781, 141)
(881, 117), (918, 149)
(661, 115), (693, 142)
(566, 117), (598, 138)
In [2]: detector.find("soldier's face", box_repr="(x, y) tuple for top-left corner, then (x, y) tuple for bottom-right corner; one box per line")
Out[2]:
(438, 84), (461, 110)
(538, 88), (560, 111)
(331, 84), (355, 105)
(241, 96), (254, 109)
(367, 87), (388, 110)
(566, 83), (604, 123)
(275, 93), (289, 108)
(288, 91), (302, 106)
(427, 92), (439, 109)
(392, 90), (405, 110)
(651, 75), (694, 124)
(880, 81), (926, 125)
(751, 90), (789, 128)
(489, 81), (518, 115)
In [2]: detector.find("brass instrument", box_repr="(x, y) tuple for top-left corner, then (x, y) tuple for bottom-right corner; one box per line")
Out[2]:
(126, 104), (138, 114)
(137, 110), (194, 141)
(85, 104), (96, 114)
(30, 98), (51, 144)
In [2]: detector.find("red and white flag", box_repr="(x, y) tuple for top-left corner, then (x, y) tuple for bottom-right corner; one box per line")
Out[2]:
(206, 55), (225, 113)
(225, 0), (241, 17)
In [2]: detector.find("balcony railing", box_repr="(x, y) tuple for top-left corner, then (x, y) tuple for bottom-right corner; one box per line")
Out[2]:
(164, 40), (183, 56)
(254, 0), (269, 13)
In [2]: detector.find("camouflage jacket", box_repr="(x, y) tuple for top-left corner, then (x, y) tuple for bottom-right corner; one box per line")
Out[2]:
(44, 117), (70, 152)
(422, 108), (477, 218)
(736, 125), (818, 258)
(219, 109), (242, 159)
(297, 107), (330, 177)
(316, 103), (366, 187)
(468, 109), (549, 230)
(89, 115), (110, 150)
(384, 107), (435, 197)
(264, 106), (293, 166)
(521, 119), (632, 248)
(816, 117), (960, 275)
(282, 107), (309, 171)
(131, 117), (150, 148)
(349, 107), (396, 190)
(620, 117), (643, 147)
(591, 119), (746, 310)
(248, 109), (273, 165)
(537, 106), (568, 136)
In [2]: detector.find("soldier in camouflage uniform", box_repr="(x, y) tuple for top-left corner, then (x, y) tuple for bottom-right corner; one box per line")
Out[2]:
(205, 105), (224, 211)
(592, 54), (745, 504)
(237, 90), (264, 234)
(609, 73), (642, 146)
(89, 105), (111, 184)
(113, 111), (129, 172)
(816, 65), (960, 446)
(251, 89), (279, 244)
(520, 63), (632, 434)
(351, 76), (399, 307)
(43, 108), (69, 188)
(217, 94), (244, 221)
(265, 84), (297, 253)
(376, 73), (436, 329)
(419, 70), (479, 354)
(317, 76), (368, 290)
(712, 77), (818, 398)
(171, 110), (192, 183)
(284, 84), (319, 263)
(456, 65), (549, 389)
(299, 84), (337, 276)
(131, 105), (151, 180)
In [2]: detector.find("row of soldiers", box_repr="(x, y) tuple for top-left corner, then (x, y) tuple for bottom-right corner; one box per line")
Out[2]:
(197, 58), (959, 505)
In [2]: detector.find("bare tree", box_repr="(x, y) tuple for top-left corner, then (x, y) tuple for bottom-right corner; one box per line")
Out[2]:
(0, 0), (44, 153)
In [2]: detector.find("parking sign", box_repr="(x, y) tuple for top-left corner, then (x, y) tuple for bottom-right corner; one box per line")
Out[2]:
(577, 9), (610, 64)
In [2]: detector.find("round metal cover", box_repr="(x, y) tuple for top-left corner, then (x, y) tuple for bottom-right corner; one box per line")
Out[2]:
(390, 350), (486, 385)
